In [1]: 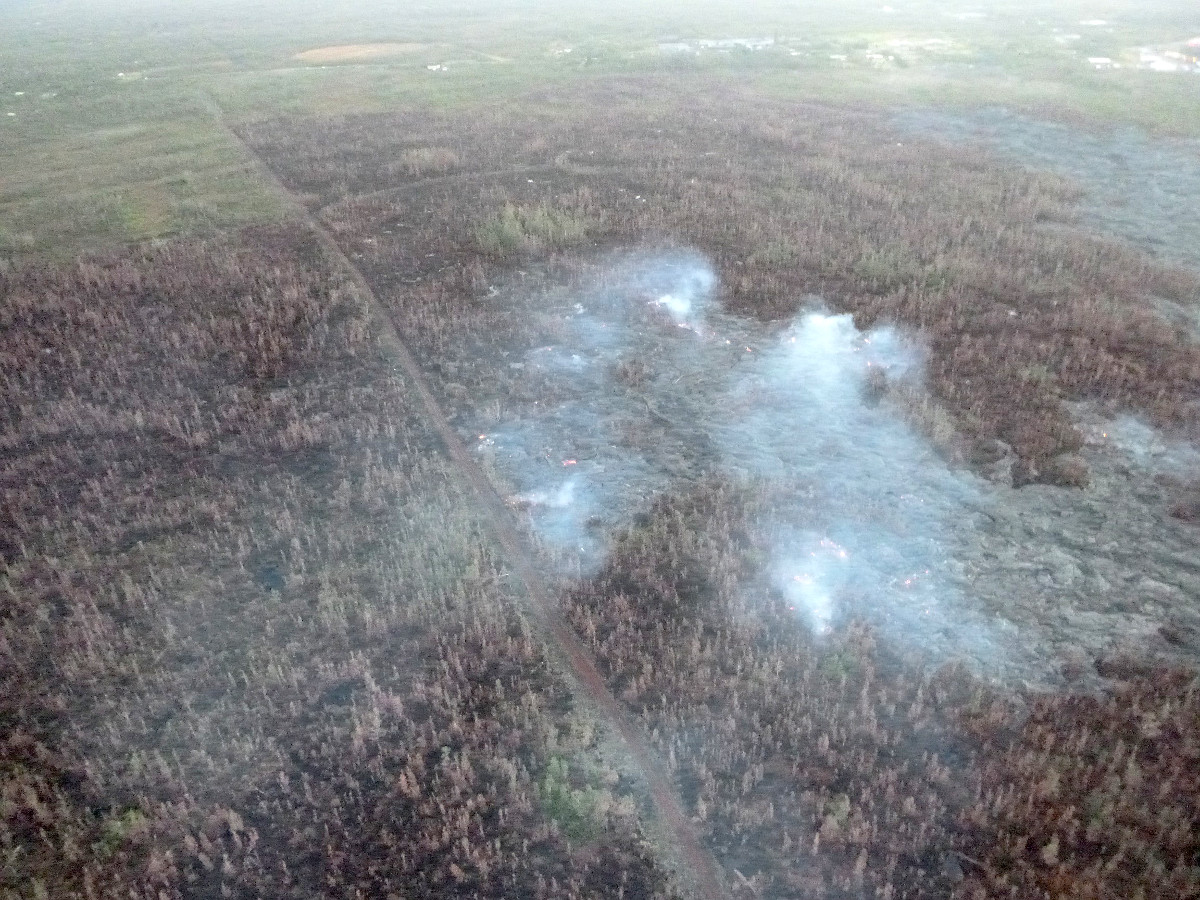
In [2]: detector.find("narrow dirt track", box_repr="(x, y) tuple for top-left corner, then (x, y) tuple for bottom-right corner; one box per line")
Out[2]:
(219, 118), (731, 900)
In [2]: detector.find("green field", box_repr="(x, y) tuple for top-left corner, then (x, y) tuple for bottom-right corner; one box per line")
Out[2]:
(3, 0), (1199, 259)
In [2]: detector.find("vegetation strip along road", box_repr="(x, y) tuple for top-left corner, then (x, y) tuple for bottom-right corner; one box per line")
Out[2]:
(219, 115), (731, 900)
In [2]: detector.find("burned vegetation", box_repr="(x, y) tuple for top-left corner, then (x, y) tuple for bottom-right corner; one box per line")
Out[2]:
(4, 76), (1200, 900)
(243, 79), (1200, 486)
(565, 482), (1200, 898)
(0, 228), (673, 899)
(238, 78), (1199, 898)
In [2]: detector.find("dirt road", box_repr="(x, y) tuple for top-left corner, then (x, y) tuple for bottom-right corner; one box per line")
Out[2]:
(218, 116), (730, 900)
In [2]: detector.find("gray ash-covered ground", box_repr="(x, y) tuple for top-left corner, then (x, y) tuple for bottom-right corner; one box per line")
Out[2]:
(956, 404), (1200, 686)
(892, 105), (1200, 347)
(893, 107), (1200, 274)
(437, 248), (1200, 690)
(883, 107), (1200, 684)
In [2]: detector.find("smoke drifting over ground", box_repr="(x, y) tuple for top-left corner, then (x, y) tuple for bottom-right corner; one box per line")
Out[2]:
(478, 250), (722, 566)
(464, 248), (1200, 684)
(713, 312), (977, 642)
(1097, 413), (1200, 477)
(477, 251), (732, 548)
(472, 250), (1020, 675)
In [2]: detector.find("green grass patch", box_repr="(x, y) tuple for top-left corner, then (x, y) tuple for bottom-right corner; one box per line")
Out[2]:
(537, 756), (611, 844)
(475, 203), (597, 256)
(94, 808), (147, 859)
(0, 116), (288, 259)
(852, 246), (957, 293)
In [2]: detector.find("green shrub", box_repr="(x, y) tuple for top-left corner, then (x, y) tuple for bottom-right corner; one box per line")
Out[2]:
(475, 203), (594, 256)
(537, 757), (608, 844)
(95, 808), (147, 858)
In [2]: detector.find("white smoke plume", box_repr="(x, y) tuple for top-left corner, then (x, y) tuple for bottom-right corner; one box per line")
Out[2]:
(474, 250), (1014, 672)
(712, 312), (987, 649)
(478, 250), (720, 570)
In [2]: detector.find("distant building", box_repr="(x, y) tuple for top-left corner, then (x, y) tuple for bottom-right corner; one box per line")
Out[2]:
(658, 38), (775, 54)
(1135, 45), (1200, 72)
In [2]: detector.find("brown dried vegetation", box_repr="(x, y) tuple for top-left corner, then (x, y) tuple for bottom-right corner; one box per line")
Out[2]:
(235, 79), (1200, 897)
(7, 75), (1200, 900)
(0, 226), (673, 898)
(242, 78), (1200, 482)
(564, 480), (1200, 898)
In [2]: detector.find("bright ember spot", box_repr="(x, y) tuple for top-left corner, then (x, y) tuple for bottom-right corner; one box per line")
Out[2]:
(655, 293), (691, 317)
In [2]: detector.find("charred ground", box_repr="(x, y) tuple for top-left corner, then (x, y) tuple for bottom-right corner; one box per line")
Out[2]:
(3, 65), (1199, 900)
(0, 226), (675, 899)
(242, 80), (1200, 486)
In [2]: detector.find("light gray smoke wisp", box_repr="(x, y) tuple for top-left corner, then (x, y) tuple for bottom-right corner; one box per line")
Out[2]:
(477, 250), (721, 571)
(1098, 414), (1200, 477)
(474, 250), (1015, 674)
(712, 313), (985, 649)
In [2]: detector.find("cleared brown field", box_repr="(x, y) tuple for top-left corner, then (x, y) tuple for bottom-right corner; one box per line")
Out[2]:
(294, 43), (430, 64)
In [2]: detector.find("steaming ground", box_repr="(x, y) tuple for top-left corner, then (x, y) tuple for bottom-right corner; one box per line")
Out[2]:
(477, 250), (725, 567)
(709, 313), (1004, 662)
(466, 250), (1200, 687)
